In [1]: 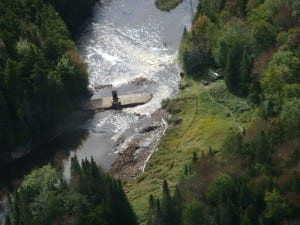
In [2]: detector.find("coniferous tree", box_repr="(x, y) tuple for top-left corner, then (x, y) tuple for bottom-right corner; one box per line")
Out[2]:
(7, 161), (137, 225)
(161, 179), (174, 225)
(147, 195), (157, 225)
(156, 199), (163, 225)
(70, 155), (80, 177)
(224, 47), (241, 95)
(182, 201), (207, 225)
(173, 185), (182, 224)
(239, 47), (253, 96)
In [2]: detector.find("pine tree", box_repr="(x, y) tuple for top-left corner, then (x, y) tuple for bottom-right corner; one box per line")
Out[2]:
(161, 180), (172, 225)
(173, 185), (182, 225)
(239, 47), (252, 96)
(70, 155), (81, 177)
(192, 152), (198, 163)
(147, 195), (157, 225)
(224, 47), (241, 95)
(156, 199), (163, 225)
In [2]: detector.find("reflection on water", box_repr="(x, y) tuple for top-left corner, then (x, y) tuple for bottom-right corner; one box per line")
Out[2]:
(73, 0), (198, 169)
(0, 0), (198, 187)
(0, 129), (89, 185)
(0, 1), (198, 222)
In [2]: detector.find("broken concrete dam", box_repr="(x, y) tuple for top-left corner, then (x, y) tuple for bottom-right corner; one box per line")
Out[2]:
(82, 92), (153, 110)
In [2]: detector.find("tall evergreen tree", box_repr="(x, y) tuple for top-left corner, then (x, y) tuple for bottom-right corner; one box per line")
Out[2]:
(239, 47), (253, 96)
(224, 47), (241, 95)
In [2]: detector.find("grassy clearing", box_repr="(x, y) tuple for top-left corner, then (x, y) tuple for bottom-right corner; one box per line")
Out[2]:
(155, 0), (183, 11)
(125, 78), (258, 224)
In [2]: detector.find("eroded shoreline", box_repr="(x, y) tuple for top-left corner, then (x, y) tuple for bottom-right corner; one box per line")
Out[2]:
(110, 109), (169, 180)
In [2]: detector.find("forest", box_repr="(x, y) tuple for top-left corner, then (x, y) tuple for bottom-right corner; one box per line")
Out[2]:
(2, 0), (300, 224)
(48, 0), (98, 33)
(0, 0), (96, 154)
(154, 0), (183, 11)
(145, 0), (300, 225)
(6, 157), (137, 225)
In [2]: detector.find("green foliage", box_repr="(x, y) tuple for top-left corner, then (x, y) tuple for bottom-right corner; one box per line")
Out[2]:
(199, 0), (226, 22)
(239, 48), (253, 96)
(127, 79), (257, 224)
(146, 180), (181, 225)
(179, 0), (299, 105)
(264, 190), (291, 223)
(251, 20), (277, 52)
(181, 201), (207, 225)
(142, 80), (299, 225)
(154, 0), (183, 11)
(179, 15), (216, 76)
(260, 50), (300, 117)
(140, 1), (300, 222)
(283, 83), (300, 99)
(168, 120), (299, 225)
(280, 99), (300, 138)
(49, 0), (98, 33)
(293, 0), (300, 20)
(180, 3), (257, 96)
(280, 27), (300, 56)
(0, 0), (89, 154)
(269, 51), (300, 83)
(246, 0), (264, 13)
(224, 44), (242, 94)
(7, 159), (137, 225)
(207, 173), (235, 204)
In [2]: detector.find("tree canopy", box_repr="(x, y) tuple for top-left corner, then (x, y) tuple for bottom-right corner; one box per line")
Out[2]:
(6, 158), (137, 225)
(0, 0), (89, 154)
(148, 1), (300, 225)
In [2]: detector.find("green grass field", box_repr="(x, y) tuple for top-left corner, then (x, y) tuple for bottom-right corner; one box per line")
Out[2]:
(125, 78), (258, 224)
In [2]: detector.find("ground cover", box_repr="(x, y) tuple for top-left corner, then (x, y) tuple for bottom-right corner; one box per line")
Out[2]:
(125, 78), (258, 224)
(155, 0), (183, 11)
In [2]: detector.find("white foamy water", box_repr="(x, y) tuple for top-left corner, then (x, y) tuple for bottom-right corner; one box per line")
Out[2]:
(66, 0), (198, 169)
(83, 22), (178, 91)
(0, 1), (198, 223)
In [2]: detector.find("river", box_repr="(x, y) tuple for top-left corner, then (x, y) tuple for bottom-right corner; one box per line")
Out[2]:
(0, 0), (197, 222)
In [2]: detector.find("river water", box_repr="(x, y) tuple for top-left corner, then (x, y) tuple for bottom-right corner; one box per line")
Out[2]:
(0, 0), (197, 222)
(62, 0), (197, 172)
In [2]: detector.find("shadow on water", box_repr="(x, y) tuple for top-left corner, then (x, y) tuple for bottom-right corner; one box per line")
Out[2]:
(0, 129), (89, 188)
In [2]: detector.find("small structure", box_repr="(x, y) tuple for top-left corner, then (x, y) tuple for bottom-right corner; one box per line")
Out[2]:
(202, 80), (209, 86)
(82, 92), (152, 111)
(208, 71), (223, 81)
(112, 90), (121, 109)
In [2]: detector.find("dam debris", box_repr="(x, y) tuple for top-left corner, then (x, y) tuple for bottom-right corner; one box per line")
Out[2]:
(82, 91), (152, 111)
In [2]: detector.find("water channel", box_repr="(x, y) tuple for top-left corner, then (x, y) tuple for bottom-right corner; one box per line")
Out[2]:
(0, 0), (197, 222)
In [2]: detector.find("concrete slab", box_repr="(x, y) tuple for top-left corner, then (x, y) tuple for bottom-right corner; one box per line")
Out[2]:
(82, 93), (152, 110)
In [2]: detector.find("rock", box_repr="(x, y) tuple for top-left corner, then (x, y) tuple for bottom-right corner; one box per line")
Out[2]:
(141, 125), (159, 133)
(130, 77), (154, 86)
(93, 84), (112, 90)
(109, 109), (170, 181)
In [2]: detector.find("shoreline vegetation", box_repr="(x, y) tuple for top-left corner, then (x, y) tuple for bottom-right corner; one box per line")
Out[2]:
(155, 0), (184, 11)
(6, 159), (138, 225)
(124, 78), (258, 224)
(49, 0), (98, 34)
(0, 0), (96, 159)
(2, 0), (300, 224)
(125, 0), (300, 225)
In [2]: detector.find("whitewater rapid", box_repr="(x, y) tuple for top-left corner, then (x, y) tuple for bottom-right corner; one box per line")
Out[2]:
(63, 0), (198, 171)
